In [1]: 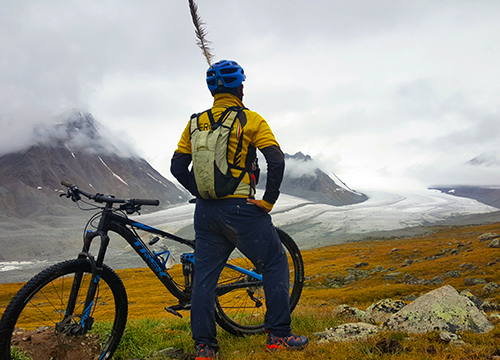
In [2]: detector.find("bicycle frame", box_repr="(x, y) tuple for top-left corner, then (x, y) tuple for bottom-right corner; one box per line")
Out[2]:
(71, 201), (264, 322)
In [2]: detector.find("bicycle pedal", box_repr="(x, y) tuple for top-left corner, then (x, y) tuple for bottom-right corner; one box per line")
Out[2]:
(165, 306), (183, 318)
(165, 302), (191, 318)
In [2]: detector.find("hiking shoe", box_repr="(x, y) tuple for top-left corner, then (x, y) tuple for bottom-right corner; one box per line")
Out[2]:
(266, 332), (309, 351)
(195, 343), (219, 359)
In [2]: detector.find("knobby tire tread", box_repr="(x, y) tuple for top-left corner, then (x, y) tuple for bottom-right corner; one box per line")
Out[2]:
(0, 258), (128, 360)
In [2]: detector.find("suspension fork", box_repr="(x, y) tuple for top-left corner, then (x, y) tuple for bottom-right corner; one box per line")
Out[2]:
(62, 206), (113, 332)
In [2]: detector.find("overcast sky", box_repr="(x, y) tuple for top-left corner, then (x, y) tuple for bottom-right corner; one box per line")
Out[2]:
(1, 0), (500, 190)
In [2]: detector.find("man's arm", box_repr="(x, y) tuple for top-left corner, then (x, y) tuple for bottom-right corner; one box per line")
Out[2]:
(170, 152), (200, 197)
(247, 145), (285, 212)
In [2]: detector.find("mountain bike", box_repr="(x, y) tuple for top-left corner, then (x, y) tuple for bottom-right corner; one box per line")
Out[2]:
(0, 181), (304, 360)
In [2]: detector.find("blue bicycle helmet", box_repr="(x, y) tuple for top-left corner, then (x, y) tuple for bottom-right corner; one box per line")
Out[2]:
(206, 60), (246, 91)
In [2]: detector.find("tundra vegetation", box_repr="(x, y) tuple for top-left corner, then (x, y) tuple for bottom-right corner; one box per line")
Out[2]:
(1, 222), (499, 359)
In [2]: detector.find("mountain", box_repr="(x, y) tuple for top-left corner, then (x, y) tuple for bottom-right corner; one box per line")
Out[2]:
(430, 150), (500, 209)
(0, 111), (189, 218)
(467, 150), (500, 167)
(259, 152), (368, 206)
(430, 186), (500, 209)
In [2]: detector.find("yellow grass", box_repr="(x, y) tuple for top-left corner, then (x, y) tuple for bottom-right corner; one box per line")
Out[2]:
(1, 222), (500, 359)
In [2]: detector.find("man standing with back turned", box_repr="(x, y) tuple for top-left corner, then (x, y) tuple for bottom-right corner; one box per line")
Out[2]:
(171, 60), (308, 359)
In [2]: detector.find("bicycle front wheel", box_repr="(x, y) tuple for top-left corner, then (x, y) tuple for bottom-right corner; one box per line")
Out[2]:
(214, 228), (304, 336)
(0, 258), (128, 360)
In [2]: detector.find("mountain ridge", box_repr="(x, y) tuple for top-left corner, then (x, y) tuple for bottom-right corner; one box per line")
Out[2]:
(0, 111), (189, 218)
(273, 152), (368, 206)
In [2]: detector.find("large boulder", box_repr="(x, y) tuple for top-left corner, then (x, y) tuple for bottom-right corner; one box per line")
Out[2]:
(384, 285), (493, 334)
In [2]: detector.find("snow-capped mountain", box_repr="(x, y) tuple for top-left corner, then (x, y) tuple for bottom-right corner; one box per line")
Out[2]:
(259, 152), (368, 206)
(467, 150), (500, 167)
(430, 150), (500, 209)
(0, 111), (189, 217)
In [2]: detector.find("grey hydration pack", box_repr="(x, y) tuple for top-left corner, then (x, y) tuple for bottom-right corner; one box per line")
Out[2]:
(190, 107), (257, 200)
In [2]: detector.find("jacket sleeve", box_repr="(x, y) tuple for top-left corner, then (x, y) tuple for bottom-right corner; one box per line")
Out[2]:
(260, 145), (285, 206)
(170, 152), (200, 197)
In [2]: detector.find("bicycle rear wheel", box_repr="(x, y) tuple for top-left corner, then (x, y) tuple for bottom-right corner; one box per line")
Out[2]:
(0, 258), (128, 360)
(214, 228), (304, 336)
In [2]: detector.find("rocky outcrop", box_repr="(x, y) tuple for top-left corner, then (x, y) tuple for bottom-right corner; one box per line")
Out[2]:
(318, 286), (496, 345)
(366, 299), (407, 322)
(383, 285), (494, 334)
(315, 323), (381, 343)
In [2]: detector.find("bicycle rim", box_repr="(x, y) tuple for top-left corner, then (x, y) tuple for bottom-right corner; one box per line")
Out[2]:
(214, 228), (304, 336)
(0, 259), (128, 360)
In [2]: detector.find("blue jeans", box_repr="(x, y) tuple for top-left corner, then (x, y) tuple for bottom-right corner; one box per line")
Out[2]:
(191, 198), (292, 348)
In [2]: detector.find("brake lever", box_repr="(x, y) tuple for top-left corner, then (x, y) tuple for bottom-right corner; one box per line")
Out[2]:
(60, 189), (81, 202)
(119, 202), (142, 215)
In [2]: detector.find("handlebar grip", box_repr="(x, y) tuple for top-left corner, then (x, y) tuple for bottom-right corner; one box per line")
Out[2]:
(134, 199), (160, 206)
(61, 180), (74, 188)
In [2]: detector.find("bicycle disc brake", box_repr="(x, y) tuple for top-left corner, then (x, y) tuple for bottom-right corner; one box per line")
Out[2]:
(55, 315), (94, 336)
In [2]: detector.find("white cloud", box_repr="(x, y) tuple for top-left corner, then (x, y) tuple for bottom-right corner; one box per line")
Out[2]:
(1, 0), (500, 190)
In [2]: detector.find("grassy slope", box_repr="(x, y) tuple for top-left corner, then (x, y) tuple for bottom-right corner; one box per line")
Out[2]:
(1, 222), (500, 359)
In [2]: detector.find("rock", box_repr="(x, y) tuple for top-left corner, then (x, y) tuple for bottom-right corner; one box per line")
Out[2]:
(401, 294), (418, 302)
(429, 276), (444, 285)
(478, 233), (498, 241)
(332, 305), (375, 324)
(325, 275), (345, 288)
(370, 265), (384, 273)
(464, 278), (487, 286)
(402, 259), (413, 267)
(383, 285), (494, 334)
(457, 263), (475, 269)
(442, 270), (461, 278)
(440, 331), (460, 342)
(450, 339), (466, 347)
(375, 338), (404, 353)
(343, 268), (371, 284)
(481, 301), (500, 312)
(460, 290), (484, 308)
(489, 238), (500, 248)
(383, 272), (402, 281)
(315, 323), (381, 343)
(355, 262), (369, 268)
(426, 345), (437, 354)
(403, 274), (428, 285)
(482, 282), (500, 295)
(366, 299), (407, 322)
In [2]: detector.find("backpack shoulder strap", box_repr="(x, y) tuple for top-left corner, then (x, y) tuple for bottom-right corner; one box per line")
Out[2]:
(189, 109), (210, 136)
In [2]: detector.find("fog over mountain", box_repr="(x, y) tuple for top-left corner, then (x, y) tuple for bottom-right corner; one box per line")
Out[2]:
(0, 111), (189, 218)
(467, 150), (500, 168)
(259, 152), (368, 206)
(430, 150), (500, 210)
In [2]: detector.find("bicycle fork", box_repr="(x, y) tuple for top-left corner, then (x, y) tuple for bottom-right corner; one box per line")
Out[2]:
(58, 229), (108, 335)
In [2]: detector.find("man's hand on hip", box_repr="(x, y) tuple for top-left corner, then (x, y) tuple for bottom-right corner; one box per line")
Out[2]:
(246, 198), (272, 213)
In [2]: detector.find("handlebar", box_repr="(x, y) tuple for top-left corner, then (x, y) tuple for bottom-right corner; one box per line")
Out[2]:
(61, 180), (160, 208)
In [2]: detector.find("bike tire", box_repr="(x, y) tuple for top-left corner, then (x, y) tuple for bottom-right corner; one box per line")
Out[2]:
(214, 228), (304, 336)
(0, 258), (128, 360)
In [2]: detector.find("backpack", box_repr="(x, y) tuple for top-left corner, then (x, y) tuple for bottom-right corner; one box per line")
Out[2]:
(190, 106), (258, 200)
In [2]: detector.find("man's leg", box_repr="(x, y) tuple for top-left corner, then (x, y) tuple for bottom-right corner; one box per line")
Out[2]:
(191, 200), (234, 348)
(222, 201), (292, 336)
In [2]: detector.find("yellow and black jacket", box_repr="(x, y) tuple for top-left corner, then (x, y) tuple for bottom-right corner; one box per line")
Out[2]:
(171, 93), (285, 211)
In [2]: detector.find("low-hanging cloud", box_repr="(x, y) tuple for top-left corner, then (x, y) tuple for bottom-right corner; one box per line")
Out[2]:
(2, 1), (500, 191)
